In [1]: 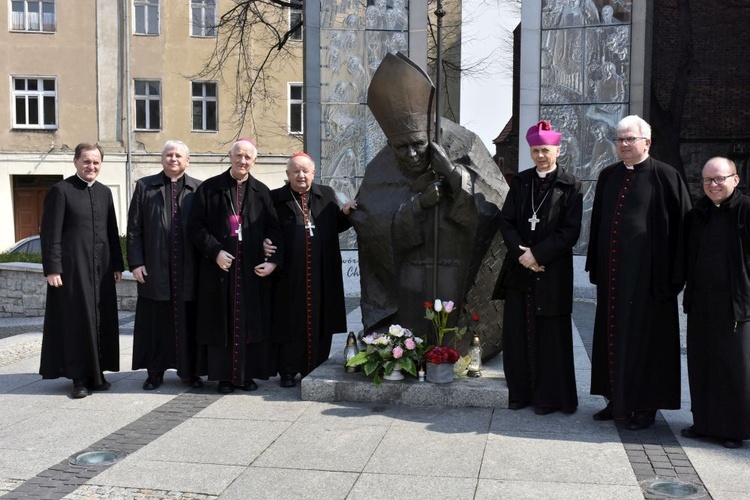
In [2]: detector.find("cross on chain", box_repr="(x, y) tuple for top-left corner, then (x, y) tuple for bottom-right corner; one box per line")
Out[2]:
(235, 226), (243, 241)
(528, 213), (540, 231)
(305, 219), (315, 237)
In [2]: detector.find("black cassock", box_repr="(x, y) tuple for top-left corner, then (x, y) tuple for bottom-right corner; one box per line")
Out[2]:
(684, 192), (750, 441)
(39, 176), (124, 385)
(189, 171), (282, 385)
(586, 157), (691, 418)
(494, 168), (582, 412)
(270, 183), (350, 376)
(127, 173), (204, 379)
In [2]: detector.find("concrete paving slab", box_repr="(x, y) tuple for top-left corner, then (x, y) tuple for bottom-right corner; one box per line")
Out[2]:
(220, 468), (357, 500)
(481, 432), (637, 486)
(252, 421), (387, 472)
(196, 392), (312, 422)
(488, 407), (621, 440)
(348, 474), (477, 499)
(91, 459), (245, 495)
(475, 479), (644, 499)
(295, 401), (405, 427)
(364, 429), (486, 478)
(389, 406), (493, 434)
(140, 418), (291, 465)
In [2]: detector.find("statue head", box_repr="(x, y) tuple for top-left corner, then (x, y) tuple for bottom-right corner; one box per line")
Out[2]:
(367, 52), (435, 178)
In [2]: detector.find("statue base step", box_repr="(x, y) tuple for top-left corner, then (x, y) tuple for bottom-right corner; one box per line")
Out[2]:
(301, 354), (508, 408)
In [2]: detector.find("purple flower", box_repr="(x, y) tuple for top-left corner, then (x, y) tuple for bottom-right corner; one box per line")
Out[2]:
(444, 300), (455, 313)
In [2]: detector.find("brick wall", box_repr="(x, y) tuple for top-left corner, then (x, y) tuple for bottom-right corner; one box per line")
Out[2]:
(0, 263), (137, 318)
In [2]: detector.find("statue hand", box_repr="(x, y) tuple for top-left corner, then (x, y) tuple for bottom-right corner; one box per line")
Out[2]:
(429, 142), (455, 178)
(418, 181), (442, 209)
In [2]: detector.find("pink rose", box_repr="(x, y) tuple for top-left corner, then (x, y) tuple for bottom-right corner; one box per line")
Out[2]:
(404, 338), (416, 350)
(393, 346), (404, 359)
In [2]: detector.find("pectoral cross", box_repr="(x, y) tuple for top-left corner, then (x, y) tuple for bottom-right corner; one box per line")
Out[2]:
(305, 220), (315, 237)
(528, 213), (539, 231)
(235, 226), (243, 241)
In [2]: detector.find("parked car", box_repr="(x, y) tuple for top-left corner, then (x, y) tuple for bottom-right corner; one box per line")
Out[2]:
(5, 235), (41, 254)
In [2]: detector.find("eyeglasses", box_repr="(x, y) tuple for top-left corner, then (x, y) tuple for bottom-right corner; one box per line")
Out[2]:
(702, 174), (737, 185)
(614, 136), (647, 145)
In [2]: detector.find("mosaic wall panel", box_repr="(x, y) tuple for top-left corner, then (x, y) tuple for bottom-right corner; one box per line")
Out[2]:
(540, 0), (632, 253)
(319, 0), (410, 249)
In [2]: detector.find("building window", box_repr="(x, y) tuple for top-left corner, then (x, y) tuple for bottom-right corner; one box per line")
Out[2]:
(192, 81), (217, 131)
(10, 0), (56, 32)
(134, 0), (159, 35)
(191, 0), (216, 37)
(289, 2), (303, 41)
(12, 77), (57, 129)
(135, 80), (161, 130)
(289, 83), (303, 134)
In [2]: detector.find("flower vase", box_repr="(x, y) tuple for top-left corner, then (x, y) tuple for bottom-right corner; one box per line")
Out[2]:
(426, 362), (454, 384)
(382, 365), (404, 381)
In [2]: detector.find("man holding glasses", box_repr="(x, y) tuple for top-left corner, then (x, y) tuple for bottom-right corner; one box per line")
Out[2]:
(586, 115), (691, 430)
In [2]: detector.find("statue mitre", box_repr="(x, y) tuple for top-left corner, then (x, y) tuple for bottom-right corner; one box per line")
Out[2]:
(367, 52), (436, 140)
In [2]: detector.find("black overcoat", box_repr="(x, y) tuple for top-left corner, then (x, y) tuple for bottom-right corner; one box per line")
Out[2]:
(39, 176), (124, 380)
(126, 173), (201, 301)
(188, 170), (283, 347)
(492, 168), (582, 315)
(270, 183), (350, 342)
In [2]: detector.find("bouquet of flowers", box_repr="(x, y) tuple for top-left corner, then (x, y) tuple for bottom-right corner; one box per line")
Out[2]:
(423, 299), (466, 364)
(346, 324), (426, 385)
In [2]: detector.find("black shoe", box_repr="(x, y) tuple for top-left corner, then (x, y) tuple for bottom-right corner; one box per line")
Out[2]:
(142, 374), (163, 391)
(593, 402), (614, 421)
(237, 380), (259, 391)
(534, 407), (556, 415)
(217, 381), (234, 394)
(723, 439), (743, 449)
(508, 401), (530, 410)
(183, 376), (204, 388)
(625, 410), (656, 430)
(680, 426), (704, 439)
(280, 374), (296, 388)
(86, 374), (111, 391)
(71, 380), (88, 399)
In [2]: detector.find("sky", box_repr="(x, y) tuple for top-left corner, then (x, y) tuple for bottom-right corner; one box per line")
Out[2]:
(460, 0), (521, 152)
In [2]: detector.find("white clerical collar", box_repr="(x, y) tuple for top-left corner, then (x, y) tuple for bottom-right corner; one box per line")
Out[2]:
(536, 166), (557, 178)
(229, 171), (248, 183)
(76, 174), (95, 187)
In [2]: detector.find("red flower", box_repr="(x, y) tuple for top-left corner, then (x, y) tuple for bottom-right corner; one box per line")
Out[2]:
(424, 346), (460, 364)
(424, 301), (433, 309)
(471, 312), (480, 322)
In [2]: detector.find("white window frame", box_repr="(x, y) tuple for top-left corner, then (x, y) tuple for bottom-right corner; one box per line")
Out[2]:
(134, 79), (161, 131)
(289, 2), (303, 41)
(9, 0), (55, 32)
(288, 83), (303, 134)
(191, 81), (218, 131)
(190, 0), (216, 37)
(11, 76), (57, 130)
(134, 0), (160, 35)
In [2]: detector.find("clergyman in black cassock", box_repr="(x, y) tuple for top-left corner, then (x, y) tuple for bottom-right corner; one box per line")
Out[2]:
(268, 153), (355, 387)
(189, 139), (282, 394)
(40, 143), (124, 399)
(493, 121), (582, 415)
(682, 157), (750, 449)
(586, 115), (691, 430)
(127, 140), (205, 391)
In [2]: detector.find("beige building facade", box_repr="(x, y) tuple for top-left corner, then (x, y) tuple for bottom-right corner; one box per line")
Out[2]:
(0, 0), (303, 250)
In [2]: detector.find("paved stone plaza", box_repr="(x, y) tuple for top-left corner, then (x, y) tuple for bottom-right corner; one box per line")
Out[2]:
(0, 260), (748, 499)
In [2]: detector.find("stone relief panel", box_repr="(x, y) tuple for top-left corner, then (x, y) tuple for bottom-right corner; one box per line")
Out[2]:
(542, 0), (631, 28)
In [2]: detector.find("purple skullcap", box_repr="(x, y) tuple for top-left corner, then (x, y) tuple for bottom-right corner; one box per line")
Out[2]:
(526, 120), (562, 147)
